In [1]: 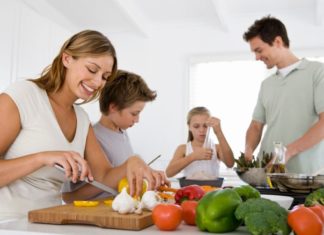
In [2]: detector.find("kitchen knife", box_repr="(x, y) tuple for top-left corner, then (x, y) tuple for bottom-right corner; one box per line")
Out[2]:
(54, 164), (118, 196)
(147, 154), (162, 166)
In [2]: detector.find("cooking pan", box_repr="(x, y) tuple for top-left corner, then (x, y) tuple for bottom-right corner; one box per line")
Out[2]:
(267, 173), (324, 193)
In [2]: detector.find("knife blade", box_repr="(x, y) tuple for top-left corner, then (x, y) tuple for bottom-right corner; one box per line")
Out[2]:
(54, 164), (118, 196)
(147, 154), (162, 166)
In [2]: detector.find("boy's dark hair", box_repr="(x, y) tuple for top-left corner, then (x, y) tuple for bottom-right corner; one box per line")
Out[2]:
(99, 70), (157, 114)
(243, 15), (290, 47)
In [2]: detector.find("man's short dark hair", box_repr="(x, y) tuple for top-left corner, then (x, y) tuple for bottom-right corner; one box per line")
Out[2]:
(243, 15), (290, 47)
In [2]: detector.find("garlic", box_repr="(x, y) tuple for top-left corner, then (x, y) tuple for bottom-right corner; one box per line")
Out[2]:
(112, 188), (137, 214)
(140, 190), (161, 211)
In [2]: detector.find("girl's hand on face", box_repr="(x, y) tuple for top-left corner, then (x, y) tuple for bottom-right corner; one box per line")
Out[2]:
(206, 117), (221, 133)
(125, 157), (170, 197)
(41, 151), (93, 183)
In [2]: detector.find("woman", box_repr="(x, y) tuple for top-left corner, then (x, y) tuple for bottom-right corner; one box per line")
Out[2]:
(0, 30), (167, 220)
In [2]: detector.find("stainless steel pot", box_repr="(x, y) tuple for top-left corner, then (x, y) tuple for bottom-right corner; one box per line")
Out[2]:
(267, 173), (324, 193)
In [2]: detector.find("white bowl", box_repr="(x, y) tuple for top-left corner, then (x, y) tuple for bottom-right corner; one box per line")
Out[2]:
(261, 194), (294, 210)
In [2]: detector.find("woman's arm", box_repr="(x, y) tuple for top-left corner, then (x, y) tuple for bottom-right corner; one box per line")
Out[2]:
(0, 94), (90, 187)
(0, 93), (41, 186)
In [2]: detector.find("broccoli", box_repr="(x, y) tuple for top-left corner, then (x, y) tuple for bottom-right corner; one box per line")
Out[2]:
(304, 188), (324, 207)
(233, 185), (260, 202)
(235, 198), (291, 235)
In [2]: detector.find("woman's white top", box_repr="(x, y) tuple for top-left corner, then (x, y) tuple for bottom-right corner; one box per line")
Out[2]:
(0, 81), (90, 221)
(183, 141), (220, 179)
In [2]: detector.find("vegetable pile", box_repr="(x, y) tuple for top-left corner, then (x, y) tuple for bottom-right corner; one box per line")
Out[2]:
(235, 152), (273, 171)
(72, 185), (324, 234)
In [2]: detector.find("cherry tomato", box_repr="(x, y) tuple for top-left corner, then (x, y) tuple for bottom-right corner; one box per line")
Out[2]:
(152, 204), (182, 231)
(181, 200), (198, 225)
(288, 206), (323, 235)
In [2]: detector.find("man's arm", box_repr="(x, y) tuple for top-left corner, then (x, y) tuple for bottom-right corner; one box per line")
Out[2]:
(286, 112), (324, 161)
(244, 120), (264, 161)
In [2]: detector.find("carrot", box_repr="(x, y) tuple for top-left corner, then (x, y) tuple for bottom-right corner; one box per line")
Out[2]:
(158, 192), (175, 200)
(158, 185), (178, 193)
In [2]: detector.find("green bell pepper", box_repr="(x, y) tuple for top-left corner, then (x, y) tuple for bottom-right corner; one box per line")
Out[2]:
(233, 185), (260, 202)
(196, 188), (242, 233)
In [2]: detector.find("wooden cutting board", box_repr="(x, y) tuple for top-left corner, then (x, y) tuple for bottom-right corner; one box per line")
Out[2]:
(28, 202), (153, 231)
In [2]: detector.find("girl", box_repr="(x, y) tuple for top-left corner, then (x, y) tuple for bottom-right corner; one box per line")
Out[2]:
(0, 30), (166, 220)
(166, 106), (234, 179)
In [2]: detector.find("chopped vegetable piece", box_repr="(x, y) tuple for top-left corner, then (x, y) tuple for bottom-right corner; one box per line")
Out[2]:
(73, 201), (99, 207)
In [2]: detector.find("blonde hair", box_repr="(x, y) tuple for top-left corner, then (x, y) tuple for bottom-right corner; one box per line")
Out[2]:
(187, 106), (210, 142)
(32, 30), (117, 103)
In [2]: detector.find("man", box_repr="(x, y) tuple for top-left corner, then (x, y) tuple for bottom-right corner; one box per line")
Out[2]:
(243, 16), (324, 174)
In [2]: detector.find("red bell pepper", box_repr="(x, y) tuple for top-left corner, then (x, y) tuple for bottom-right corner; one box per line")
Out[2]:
(175, 185), (205, 204)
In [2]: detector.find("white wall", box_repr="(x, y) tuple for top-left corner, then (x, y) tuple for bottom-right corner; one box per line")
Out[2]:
(2, 0), (324, 171)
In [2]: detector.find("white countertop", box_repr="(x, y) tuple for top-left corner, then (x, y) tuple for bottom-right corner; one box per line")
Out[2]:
(0, 218), (251, 235)
(0, 175), (248, 235)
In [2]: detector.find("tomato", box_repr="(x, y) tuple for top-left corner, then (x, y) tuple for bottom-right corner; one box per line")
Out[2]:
(152, 204), (182, 231)
(181, 200), (198, 225)
(288, 206), (323, 235)
(292, 204), (324, 223)
(308, 205), (324, 223)
(73, 201), (99, 207)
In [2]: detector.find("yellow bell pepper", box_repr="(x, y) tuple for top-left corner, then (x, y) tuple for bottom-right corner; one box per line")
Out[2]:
(73, 200), (99, 207)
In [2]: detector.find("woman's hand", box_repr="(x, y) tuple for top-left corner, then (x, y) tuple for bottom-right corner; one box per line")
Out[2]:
(125, 156), (170, 196)
(41, 151), (93, 183)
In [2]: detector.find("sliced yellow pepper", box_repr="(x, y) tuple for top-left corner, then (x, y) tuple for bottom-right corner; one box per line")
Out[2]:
(103, 199), (113, 206)
(266, 176), (273, 189)
(118, 177), (147, 197)
(73, 200), (99, 207)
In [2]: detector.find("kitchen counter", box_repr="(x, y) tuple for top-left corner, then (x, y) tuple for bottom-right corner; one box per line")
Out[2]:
(0, 174), (248, 235)
(0, 218), (251, 235)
